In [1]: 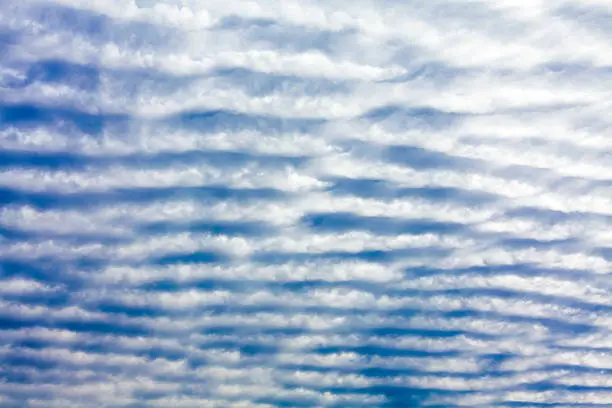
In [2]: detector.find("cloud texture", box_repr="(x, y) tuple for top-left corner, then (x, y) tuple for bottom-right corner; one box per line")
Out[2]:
(1, 0), (612, 406)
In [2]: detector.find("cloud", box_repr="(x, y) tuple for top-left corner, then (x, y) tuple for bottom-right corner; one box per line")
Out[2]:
(1, 0), (611, 407)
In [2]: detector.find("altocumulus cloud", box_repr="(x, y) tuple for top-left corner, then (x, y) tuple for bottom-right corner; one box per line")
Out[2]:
(0, 0), (612, 407)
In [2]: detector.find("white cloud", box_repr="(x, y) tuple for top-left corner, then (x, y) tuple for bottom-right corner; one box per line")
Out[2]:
(0, 278), (59, 295)
(91, 260), (401, 285)
(0, 165), (328, 194)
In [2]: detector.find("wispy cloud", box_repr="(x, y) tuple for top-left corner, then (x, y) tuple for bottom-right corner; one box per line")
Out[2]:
(1, 0), (611, 406)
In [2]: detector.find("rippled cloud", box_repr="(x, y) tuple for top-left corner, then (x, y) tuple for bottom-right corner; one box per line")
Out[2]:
(1, 0), (612, 407)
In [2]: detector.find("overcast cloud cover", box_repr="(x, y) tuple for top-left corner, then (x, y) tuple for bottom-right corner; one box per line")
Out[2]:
(1, 0), (612, 406)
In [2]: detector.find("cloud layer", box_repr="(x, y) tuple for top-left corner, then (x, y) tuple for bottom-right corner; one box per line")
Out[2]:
(1, 0), (612, 406)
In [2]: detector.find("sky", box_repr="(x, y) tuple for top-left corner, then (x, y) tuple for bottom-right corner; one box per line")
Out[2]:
(1, 0), (612, 407)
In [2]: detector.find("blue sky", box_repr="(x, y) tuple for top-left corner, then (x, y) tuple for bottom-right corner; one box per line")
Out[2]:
(1, 0), (612, 407)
